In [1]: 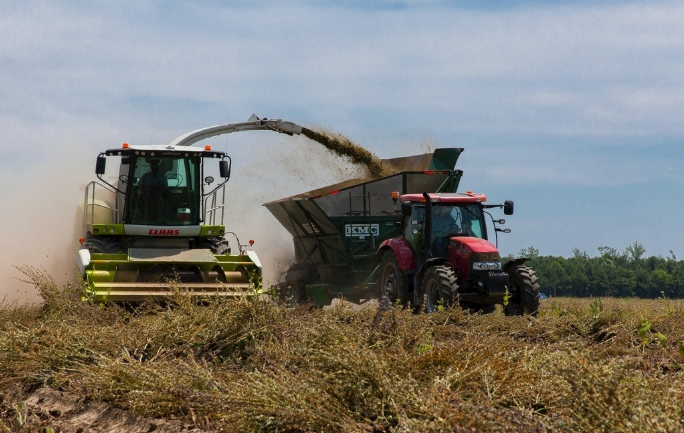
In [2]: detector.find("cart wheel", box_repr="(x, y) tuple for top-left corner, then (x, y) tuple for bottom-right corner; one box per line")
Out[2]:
(377, 250), (409, 306)
(282, 263), (320, 306)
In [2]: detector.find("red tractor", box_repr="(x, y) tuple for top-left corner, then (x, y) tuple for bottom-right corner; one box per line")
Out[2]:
(377, 192), (540, 315)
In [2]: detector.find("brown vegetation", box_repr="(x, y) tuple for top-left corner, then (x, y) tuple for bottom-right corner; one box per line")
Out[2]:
(301, 127), (396, 178)
(1, 267), (683, 432)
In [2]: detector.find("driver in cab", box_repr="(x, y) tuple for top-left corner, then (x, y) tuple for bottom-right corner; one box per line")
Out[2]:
(139, 158), (170, 223)
(432, 206), (459, 237)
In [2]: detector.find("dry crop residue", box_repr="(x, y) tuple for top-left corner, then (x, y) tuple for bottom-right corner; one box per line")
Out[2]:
(301, 127), (396, 178)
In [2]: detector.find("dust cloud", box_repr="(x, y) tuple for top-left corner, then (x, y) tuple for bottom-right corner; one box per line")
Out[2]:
(218, 132), (371, 287)
(0, 145), (92, 304)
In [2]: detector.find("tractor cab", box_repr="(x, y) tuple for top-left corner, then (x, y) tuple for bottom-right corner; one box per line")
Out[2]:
(401, 194), (490, 260)
(400, 192), (495, 259)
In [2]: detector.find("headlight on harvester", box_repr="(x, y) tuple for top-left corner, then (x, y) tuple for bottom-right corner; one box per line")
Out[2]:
(472, 261), (502, 271)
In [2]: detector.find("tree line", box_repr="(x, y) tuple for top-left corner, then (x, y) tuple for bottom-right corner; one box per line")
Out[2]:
(503, 242), (684, 298)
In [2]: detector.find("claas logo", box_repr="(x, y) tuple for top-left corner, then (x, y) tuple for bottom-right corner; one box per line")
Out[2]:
(148, 229), (181, 235)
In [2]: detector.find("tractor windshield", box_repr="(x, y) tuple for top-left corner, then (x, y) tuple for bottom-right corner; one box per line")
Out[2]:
(406, 203), (487, 257)
(124, 156), (201, 226)
(431, 204), (485, 239)
(430, 203), (486, 257)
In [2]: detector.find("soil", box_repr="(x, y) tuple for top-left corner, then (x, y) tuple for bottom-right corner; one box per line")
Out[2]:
(3, 387), (209, 433)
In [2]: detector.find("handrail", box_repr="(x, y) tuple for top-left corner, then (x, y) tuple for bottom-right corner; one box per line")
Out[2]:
(83, 181), (119, 235)
(203, 183), (226, 225)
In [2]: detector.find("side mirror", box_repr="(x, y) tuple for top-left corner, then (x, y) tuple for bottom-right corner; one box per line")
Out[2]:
(205, 176), (215, 185)
(95, 156), (106, 175)
(401, 201), (412, 216)
(504, 200), (514, 215)
(219, 160), (231, 179)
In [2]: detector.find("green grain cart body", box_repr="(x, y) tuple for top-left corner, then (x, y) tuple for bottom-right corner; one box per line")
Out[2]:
(264, 148), (463, 305)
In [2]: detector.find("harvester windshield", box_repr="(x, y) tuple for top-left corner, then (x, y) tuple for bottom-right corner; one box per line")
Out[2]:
(124, 155), (201, 226)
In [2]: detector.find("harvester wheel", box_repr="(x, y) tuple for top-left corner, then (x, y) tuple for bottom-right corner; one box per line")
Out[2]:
(423, 265), (457, 313)
(86, 236), (123, 254)
(504, 265), (540, 316)
(377, 251), (408, 306)
(198, 237), (230, 255)
(282, 263), (320, 306)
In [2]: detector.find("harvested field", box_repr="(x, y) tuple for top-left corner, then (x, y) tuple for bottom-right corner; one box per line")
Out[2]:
(1, 268), (683, 432)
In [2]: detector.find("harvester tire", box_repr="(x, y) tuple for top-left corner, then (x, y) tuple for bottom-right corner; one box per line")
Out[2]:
(86, 236), (123, 254)
(423, 265), (457, 313)
(504, 265), (540, 316)
(282, 263), (320, 306)
(198, 237), (230, 255)
(377, 251), (409, 306)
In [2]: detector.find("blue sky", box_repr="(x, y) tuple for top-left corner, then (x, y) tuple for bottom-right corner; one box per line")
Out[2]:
(1, 0), (683, 296)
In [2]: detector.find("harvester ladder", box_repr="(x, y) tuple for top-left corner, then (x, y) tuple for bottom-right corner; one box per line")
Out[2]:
(204, 184), (226, 225)
(83, 180), (120, 234)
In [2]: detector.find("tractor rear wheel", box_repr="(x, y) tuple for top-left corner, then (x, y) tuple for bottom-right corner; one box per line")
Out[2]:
(504, 265), (540, 316)
(281, 263), (320, 306)
(377, 251), (409, 306)
(423, 265), (457, 313)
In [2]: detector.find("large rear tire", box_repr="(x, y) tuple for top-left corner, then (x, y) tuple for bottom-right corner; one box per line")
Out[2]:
(504, 265), (540, 316)
(377, 250), (409, 305)
(423, 265), (457, 313)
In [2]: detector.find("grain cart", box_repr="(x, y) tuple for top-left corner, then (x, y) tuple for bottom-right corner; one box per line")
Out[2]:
(264, 148), (464, 305)
(266, 148), (539, 315)
(77, 114), (302, 302)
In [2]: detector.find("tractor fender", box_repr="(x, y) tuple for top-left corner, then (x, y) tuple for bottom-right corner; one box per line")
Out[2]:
(503, 257), (530, 272)
(377, 238), (416, 271)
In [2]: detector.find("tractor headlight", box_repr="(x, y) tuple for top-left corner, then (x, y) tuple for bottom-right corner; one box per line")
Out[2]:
(472, 261), (502, 271)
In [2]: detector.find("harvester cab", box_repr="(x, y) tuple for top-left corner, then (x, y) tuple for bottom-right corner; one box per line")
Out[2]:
(77, 114), (302, 302)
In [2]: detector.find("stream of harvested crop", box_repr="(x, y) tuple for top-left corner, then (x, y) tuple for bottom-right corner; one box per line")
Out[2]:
(301, 127), (395, 178)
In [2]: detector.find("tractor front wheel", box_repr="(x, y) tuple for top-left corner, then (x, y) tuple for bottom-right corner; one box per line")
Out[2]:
(377, 251), (409, 306)
(423, 265), (457, 313)
(504, 265), (540, 316)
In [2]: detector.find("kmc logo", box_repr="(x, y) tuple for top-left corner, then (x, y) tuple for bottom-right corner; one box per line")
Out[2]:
(345, 224), (380, 239)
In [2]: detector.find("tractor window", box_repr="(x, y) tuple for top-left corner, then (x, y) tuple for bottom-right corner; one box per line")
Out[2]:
(405, 205), (426, 253)
(125, 156), (200, 226)
(432, 204), (485, 239)
(430, 203), (486, 256)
